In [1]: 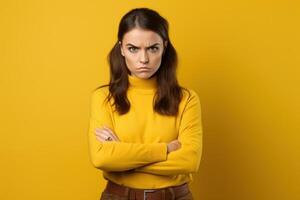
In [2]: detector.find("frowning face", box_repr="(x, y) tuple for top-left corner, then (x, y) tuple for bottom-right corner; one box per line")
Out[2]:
(120, 28), (168, 79)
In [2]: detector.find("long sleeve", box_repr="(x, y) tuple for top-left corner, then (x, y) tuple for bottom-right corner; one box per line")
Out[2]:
(87, 88), (168, 172)
(134, 90), (203, 176)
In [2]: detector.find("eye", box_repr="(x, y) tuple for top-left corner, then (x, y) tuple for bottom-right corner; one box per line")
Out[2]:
(149, 46), (159, 52)
(128, 47), (138, 53)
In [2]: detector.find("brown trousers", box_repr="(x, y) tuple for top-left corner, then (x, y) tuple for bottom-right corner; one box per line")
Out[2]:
(100, 186), (194, 200)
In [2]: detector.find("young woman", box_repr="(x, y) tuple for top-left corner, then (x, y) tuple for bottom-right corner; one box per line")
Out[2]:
(88, 7), (203, 200)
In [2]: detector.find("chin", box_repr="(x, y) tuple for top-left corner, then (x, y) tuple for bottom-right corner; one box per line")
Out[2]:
(135, 72), (152, 79)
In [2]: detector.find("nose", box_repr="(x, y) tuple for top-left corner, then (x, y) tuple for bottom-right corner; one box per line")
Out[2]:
(139, 50), (149, 64)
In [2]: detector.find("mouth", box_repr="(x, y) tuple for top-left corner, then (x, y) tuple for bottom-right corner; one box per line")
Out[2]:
(137, 67), (151, 72)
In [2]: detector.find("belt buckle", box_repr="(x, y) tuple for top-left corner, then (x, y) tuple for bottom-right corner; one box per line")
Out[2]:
(143, 189), (156, 200)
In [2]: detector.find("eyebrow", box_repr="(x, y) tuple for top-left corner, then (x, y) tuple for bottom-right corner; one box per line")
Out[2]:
(125, 43), (160, 48)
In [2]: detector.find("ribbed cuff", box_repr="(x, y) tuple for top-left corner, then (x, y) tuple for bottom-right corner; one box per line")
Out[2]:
(150, 143), (168, 162)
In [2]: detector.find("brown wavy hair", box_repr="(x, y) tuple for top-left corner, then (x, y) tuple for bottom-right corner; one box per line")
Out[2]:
(95, 7), (189, 116)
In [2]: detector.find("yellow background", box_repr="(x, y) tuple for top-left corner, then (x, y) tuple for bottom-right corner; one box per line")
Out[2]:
(1, 0), (299, 199)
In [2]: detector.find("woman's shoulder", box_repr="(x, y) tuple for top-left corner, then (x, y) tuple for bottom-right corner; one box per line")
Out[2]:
(179, 87), (202, 114)
(91, 85), (109, 96)
(90, 85), (110, 103)
(181, 87), (200, 102)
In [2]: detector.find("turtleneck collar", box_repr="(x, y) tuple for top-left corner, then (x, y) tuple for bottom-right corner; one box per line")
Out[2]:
(128, 74), (157, 90)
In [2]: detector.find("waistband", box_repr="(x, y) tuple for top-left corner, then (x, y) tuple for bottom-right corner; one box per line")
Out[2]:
(104, 180), (190, 200)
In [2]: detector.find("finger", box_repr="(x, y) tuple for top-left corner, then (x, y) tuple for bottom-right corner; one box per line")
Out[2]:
(96, 135), (105, 142)
(174, 140), (181, 145)
(95, 127), (119, 142)
(175, 140), (181, 146)
(96, 129), (117, 141)
(100, 129), (114, 139)
(102, 127), (120, 141)
(96, 133), (113, 142)
(95, 129), (105, 137)
(103, 126), (120, 141)
(95, 128), (110, 137)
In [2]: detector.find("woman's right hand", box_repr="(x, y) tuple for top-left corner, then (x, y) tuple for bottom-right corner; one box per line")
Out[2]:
(95, 126), (120, 142)
(167, 140), (181, 153)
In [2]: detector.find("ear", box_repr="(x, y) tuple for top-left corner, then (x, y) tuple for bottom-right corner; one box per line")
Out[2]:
(119, 41), (124, 56)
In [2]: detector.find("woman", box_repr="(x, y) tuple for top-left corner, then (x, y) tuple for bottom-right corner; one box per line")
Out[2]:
(88, 7), (203, 200)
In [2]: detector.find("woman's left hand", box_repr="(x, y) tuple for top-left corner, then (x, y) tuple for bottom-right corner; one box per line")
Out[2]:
(95, 126), (120, 142)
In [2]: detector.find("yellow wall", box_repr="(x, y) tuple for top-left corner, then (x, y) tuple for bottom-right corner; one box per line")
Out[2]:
(1, 0), (299, 199)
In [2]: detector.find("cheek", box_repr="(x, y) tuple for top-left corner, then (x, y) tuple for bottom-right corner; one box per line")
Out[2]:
(124, 54), (136, 63)
(124, 54), (138, 69)
(151, 55), (163, 66)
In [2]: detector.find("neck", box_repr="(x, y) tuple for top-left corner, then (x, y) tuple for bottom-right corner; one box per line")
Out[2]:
(128, 74), (157, 90)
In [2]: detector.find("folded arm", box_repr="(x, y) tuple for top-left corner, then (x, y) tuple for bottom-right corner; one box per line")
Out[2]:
(87, 89), (168, 172)
(134, 90), (203, 176)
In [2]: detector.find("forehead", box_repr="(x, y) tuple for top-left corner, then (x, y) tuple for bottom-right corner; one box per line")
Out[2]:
(122, 28), (163, 45)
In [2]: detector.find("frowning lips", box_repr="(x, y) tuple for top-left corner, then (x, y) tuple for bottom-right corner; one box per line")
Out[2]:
(137, 67), (151, 71)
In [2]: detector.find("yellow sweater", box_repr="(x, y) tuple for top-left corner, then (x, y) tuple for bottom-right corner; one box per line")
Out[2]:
(88, 74), (203, 189)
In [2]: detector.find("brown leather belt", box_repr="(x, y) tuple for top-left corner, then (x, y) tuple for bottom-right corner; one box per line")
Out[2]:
(104, 180), (190, 200)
